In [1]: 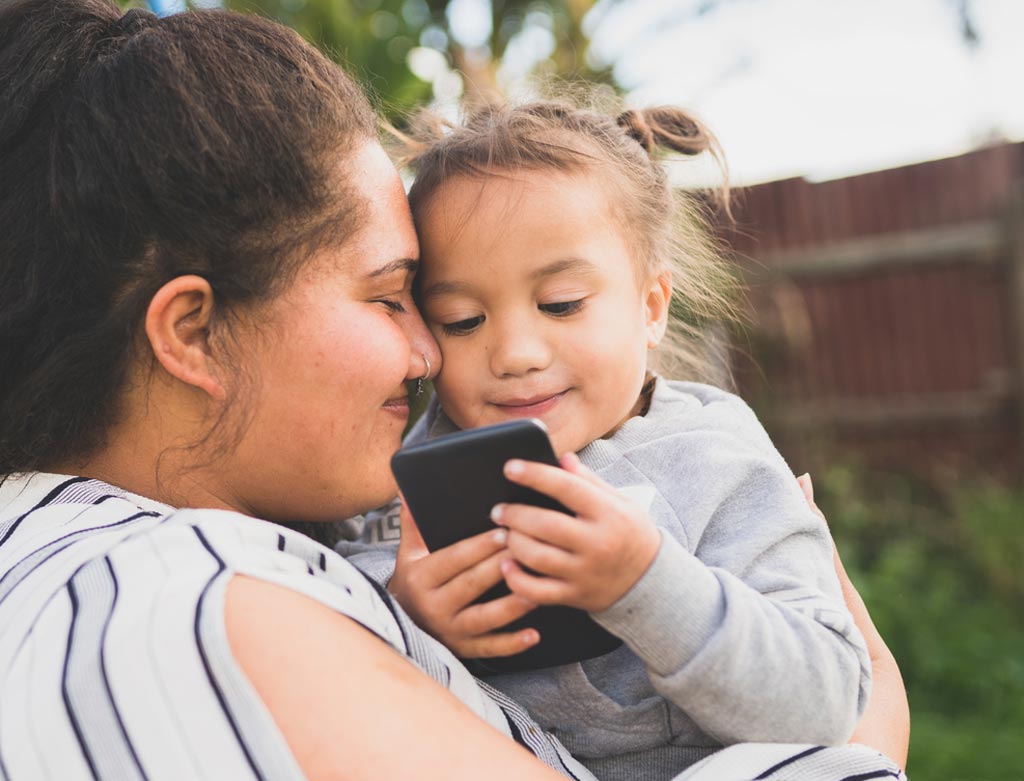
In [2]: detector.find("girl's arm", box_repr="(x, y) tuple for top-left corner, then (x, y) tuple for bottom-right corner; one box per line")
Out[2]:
(225, 575), (573, 781)
(498, 452), (868, 746)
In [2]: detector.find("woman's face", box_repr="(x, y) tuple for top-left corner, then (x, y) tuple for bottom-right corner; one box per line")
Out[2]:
(222, 143), (440, 522)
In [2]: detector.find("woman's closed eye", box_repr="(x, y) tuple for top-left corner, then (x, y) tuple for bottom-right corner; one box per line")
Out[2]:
(539, 299), (584, 317)
(441, 315), (484, 336)
(374, 298), (407, 314)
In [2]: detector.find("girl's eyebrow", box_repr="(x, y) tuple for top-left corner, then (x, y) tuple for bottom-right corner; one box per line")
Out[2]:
(529, 257), (598, 281)
(421, 257), (598, 301)
(420, 278), (471, 300)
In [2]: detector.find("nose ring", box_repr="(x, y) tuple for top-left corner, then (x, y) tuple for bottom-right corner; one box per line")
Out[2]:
(415, 354), (431, 396)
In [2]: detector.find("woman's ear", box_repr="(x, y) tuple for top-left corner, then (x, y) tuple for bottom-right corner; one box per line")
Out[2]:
(643, 270), (673, 349)
(145, 275), (227, 401)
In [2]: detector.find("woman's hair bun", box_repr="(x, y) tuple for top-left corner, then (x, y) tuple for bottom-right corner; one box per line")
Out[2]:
(104, 6), (157, 39)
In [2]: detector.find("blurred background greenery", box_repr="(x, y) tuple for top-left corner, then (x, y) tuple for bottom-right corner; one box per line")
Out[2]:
(120, 1), (1024, 777)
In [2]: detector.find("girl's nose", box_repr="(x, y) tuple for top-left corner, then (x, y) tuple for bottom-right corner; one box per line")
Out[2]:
(489, 327), (552, 378)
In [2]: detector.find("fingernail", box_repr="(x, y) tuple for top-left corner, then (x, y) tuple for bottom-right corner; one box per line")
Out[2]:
(500, 558), (514, 575)
(522, 630), (539, 646)
(490, 504), (504, 523)
(504, 459), (524, 476)
(492, 528), (508, 545)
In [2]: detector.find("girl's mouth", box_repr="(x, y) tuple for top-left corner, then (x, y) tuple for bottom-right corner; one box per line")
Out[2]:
(492, 390), (568, 417)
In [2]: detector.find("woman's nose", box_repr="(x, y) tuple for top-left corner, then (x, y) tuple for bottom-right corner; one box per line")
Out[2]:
(403, 305), (442, 381)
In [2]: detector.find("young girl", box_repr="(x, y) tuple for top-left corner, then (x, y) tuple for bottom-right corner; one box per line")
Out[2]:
(339, 101), (872, 781)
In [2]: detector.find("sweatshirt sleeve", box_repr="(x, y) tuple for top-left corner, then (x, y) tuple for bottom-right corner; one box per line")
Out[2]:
(589, 426), (871, 746)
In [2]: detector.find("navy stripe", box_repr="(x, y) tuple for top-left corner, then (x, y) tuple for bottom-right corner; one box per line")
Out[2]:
(276, 534), (285, 552)
(61, 558), (147, 780)
(100, 558), (148, 779)
(504, 711), (529, 750)
(61, 581), (101, 780)
(0, 477), (91, 547)
(318, 552), (326, 571)
(357, 569), (411, 650)
(840, 770), (903, 781)
(191, 527), (266, 781)
(754, 745), (827, 779)
(0, 512), (160, 606)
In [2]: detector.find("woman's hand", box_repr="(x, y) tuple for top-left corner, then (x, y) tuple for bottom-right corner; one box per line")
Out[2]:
(495, 452), (662, 613)
(797, 473), (910, 768)
(387, 501), (540, 658)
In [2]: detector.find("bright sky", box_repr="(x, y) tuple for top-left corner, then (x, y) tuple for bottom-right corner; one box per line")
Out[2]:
(582, 0), (1024, 184)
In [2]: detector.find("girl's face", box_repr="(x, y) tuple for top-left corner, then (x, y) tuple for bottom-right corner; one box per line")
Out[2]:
(416, 169), (670, 456)
(225, 143), (440, 522)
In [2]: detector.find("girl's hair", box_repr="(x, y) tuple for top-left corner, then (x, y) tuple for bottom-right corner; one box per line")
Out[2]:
(0, 0), (376, 476)
(400, 99), (737, 382)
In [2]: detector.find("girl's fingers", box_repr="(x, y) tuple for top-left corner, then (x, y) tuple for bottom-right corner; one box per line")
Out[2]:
(504, 530), (577, 579)
(501, 559), (573, 606)
(416, 526), (510, 587)
(437, 548), (509, 606)
(453, 591), (537, 637)
(503, 459), (619, 519)
(457, 627), (540, 660)
(491, 503), (586, 551)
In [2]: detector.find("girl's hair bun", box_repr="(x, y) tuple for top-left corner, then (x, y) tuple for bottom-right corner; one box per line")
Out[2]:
(616, 106), (713, 157)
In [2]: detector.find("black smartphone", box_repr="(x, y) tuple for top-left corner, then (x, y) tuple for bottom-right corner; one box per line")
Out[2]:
(390, 419), (622, 673)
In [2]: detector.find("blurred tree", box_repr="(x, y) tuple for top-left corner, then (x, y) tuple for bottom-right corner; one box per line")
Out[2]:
(220, 0), (615, 117)
(124, 0), (983, 119)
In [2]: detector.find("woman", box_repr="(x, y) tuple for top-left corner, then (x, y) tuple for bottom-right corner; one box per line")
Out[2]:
(0, 1), (907, 779)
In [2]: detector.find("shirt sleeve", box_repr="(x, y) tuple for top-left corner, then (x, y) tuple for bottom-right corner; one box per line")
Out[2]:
(590, 434), (871, 747)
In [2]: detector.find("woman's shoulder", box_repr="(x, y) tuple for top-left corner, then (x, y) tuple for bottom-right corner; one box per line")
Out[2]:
(0, 472), (405, 648)
(0, 472), (416, 781)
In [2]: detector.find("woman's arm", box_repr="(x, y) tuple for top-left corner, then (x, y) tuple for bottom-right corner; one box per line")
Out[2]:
(224, 575), (570, 781)
(797, 474), (910, 767)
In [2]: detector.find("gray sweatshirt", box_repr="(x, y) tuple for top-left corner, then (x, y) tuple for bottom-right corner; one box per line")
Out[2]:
(338, 379), (870, 781)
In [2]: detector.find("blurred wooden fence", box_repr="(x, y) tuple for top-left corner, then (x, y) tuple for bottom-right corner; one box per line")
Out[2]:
(724, 142), (1024, 481)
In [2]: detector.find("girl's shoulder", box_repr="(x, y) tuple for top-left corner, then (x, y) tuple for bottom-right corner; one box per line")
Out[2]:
(648, 378), (766, 439)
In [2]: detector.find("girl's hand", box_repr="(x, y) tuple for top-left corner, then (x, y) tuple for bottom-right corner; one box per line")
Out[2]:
(494, 452), (661, 613)
(388, 501), (540, 659)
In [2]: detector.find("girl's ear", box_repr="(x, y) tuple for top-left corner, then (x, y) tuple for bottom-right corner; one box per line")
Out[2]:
(144, 275), (227, 401)
(643, 270), (673, 349)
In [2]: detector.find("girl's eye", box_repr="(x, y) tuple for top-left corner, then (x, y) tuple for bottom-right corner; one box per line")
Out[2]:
(441, 315), (484, 336)
(540, 299), (584, 317)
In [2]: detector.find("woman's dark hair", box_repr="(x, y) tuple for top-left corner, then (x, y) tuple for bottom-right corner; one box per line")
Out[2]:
(0, 0), (376, 476)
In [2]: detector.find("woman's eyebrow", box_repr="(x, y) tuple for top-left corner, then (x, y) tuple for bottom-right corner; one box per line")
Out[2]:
(367, 258), (419, 279)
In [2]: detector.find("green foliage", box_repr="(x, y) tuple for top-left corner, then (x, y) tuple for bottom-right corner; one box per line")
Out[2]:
(223, 0), (612, 119)
(816, 467), (1024, 780)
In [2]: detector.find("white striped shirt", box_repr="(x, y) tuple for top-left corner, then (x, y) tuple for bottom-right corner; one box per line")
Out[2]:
(0, 472), (591, 781)
(0, 473), (906, 781)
